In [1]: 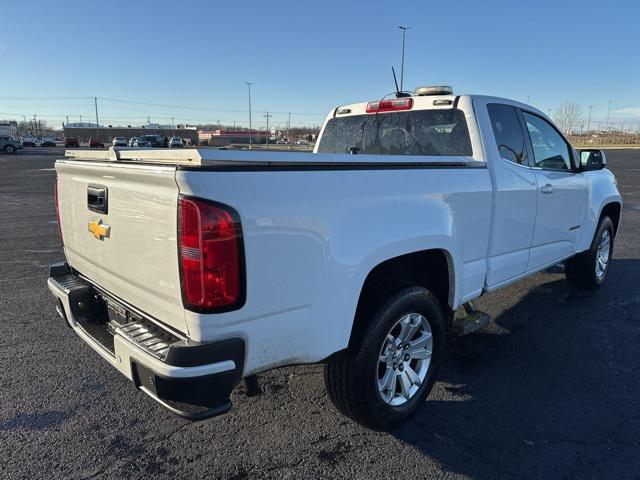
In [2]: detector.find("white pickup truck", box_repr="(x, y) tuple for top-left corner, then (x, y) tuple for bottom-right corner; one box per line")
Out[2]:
(48, 86), (621, 430)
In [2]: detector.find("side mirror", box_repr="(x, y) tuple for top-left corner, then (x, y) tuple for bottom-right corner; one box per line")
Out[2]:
(579, 149), (607, 171)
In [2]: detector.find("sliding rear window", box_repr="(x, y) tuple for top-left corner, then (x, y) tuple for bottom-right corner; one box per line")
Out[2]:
(317, 109), (472, 156)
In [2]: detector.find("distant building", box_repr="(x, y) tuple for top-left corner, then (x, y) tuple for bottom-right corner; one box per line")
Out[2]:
(198, 129), (268, 146)
(63, 124), (198, 145)
(0, 121), (18, 138)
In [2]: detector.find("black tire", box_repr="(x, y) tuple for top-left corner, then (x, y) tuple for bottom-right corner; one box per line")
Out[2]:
(565, 216), (615, 290)
(324, 286), (445, 431)
(4, 145), (16, 154)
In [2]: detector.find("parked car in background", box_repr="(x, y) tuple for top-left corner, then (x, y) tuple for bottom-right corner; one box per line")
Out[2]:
(21, 135), (36, 147)
(112, 137), (128, 147)
(65, 137), (80, 148)
(40, 134), (57, 147)
(128, 137), (138, 147)
(134, 134), (165, 148)
(169, 137), (183, 148)
(295, 139), (310, 146)
(89, 138), (104, 148)
(1, 136), (22, 153)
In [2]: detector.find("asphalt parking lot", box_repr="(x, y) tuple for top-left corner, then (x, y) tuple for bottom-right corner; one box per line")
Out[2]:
(1, 149), (639, 479)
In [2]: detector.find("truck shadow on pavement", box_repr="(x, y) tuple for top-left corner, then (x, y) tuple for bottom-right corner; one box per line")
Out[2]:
(390, 258), (640, 477)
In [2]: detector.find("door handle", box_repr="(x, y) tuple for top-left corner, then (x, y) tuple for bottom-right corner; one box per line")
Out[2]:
(540, 184), (555, 194)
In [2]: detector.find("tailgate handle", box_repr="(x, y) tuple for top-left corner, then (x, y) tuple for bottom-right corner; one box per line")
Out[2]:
(87, 185), (108, 214)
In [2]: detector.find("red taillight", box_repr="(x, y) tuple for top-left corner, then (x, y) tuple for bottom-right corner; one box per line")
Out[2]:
(179, 196), (244, 312)
(54, 178), (63, 245)
(366, 97), (413, 113)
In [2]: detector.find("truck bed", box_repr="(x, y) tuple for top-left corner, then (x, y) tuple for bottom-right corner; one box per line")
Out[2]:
(64, 147), (486, 168)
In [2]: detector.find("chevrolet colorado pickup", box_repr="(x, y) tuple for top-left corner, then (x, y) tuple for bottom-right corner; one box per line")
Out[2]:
(48, 86), (621, 430)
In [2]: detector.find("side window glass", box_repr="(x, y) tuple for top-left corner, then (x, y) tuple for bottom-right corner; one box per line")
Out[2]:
(487, 104), (527, 165)
(522, 112), (571, 170)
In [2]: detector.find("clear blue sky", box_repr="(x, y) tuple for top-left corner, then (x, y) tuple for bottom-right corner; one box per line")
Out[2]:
(1, 0), (638, 129)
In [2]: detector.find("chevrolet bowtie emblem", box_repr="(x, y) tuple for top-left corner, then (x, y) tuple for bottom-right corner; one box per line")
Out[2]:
(88, 219), (110, 240)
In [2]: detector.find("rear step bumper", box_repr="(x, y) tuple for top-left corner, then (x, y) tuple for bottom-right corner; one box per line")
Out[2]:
(47, 262), (244, 420)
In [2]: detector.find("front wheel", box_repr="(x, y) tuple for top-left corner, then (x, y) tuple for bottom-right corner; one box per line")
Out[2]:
(565, 216), (615, 290)
(324, 286), (445, 431)
(4, 145), (16, 154)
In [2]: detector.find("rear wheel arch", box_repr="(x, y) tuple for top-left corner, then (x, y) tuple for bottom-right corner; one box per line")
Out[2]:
(349, 249), (454, 350)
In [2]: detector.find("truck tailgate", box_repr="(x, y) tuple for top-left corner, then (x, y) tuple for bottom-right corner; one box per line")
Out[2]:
(55, 160), (187, 334)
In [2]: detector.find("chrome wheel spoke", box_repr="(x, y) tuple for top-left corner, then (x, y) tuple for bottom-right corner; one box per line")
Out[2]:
(378, 366), (395, 392)
(398, 371), (412, 399)
(408, 332), (432, 352)
(404, 365), (421, 386)
(398, 314), (420, 343)
(409, 348), (432, 360)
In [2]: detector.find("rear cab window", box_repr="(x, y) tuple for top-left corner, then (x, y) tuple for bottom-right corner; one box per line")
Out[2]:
(317, 109), (472, 156)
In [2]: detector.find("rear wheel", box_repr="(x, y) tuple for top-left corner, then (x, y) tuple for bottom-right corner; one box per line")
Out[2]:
(4, 145), (16, 154)
(324, 286), (445, 431)
(565, 216), (614, 290)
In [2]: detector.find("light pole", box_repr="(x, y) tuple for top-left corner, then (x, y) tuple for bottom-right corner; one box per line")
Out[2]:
(246, 82), (253, 149)
(264, 112), (272, 149)
(586, 105), (593, 134)
(287, 112), (291, 142)
(605, 100), (612, 132)
(94, 97), (100, 141)
(398, 26), (410, 93)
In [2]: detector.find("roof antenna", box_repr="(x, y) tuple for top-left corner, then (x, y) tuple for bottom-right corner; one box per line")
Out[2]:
(392, 67), (411, 98)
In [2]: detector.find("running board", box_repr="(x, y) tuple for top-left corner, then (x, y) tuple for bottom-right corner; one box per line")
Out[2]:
(450, 301), (491, 336)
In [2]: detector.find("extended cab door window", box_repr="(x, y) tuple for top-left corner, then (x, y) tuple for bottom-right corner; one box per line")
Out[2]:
(487, 104), (528, 166)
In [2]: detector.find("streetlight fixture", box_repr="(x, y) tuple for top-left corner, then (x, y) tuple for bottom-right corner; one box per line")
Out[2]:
(398, 26), (410, 93)
(246, 82), (253, 149)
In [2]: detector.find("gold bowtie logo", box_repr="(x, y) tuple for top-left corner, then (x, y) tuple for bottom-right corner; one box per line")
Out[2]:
(88, 219), (110, 240)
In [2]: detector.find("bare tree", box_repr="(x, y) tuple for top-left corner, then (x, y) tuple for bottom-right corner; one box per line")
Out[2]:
(554, 102), (583, 135)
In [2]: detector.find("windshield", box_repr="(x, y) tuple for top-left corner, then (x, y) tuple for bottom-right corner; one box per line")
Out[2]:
(317, 109), (472, 156)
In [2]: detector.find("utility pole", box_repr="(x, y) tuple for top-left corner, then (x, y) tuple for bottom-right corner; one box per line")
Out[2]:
(65, 115), (69, 126)
(147, 116), (151, 125)
(398, 26), (410, 93)
(80, 115), (83, 123)
(605, 100), (612, 132)
(526, 95), (530, 104)
(246, 82), (253, 149)
(264, 112), (272, 149)
(94, 97), (100, 140)
(171, 116), (175, 126)
(586, 105), (593, 134)
(33, 115), (38, 137)
(287, 112), (291, 141)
